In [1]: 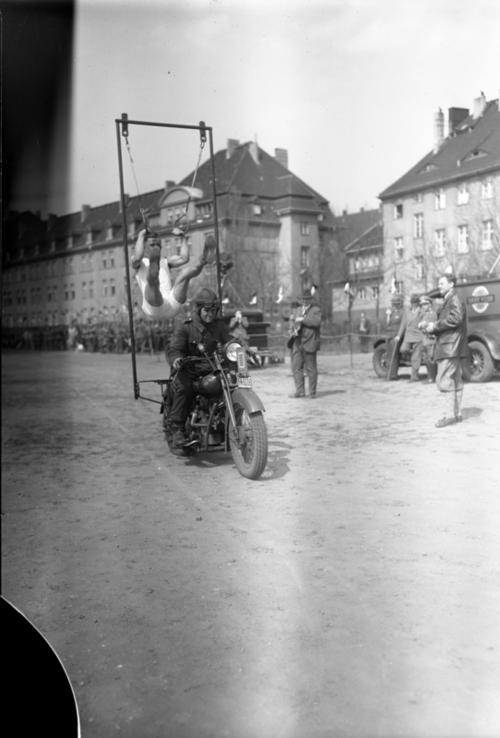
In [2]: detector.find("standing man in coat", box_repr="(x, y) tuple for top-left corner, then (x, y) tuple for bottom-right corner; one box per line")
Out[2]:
(288, 288), (322, 398)
(419, 272), (468, 427)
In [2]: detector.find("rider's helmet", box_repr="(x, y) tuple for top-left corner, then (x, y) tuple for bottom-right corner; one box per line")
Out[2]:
(194, 288), (219, 321)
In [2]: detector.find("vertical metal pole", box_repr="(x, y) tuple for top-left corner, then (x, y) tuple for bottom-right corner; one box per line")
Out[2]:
(115, 118), (139, 399)
(208, 127), (223, 306)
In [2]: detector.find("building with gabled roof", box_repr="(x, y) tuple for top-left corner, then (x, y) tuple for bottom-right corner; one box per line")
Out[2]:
(328, 208), (384, 331)
(379, 92), (500, 298)
(2, 140), (338, 331)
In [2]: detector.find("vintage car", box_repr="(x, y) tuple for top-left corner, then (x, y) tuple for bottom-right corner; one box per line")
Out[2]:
(372, 277), (500, 383)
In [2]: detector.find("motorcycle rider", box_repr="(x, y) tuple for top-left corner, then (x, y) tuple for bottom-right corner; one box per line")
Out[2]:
(166, 287), (232, 454)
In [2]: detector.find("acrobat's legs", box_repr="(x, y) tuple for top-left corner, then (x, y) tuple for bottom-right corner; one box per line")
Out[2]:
(171, 235), (217, 304)
(143, 245), (163, 307)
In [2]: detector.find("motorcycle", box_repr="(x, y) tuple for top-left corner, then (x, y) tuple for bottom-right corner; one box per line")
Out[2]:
(161, 340), (268, 480)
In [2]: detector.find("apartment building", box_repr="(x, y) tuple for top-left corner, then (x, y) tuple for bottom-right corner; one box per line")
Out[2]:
(379, 93), (500, 298)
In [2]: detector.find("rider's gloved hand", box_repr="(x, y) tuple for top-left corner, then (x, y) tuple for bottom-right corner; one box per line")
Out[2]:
(172, 357), (183, 371)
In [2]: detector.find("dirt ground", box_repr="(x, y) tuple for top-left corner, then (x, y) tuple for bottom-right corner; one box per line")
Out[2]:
(2, 349), (500, 738)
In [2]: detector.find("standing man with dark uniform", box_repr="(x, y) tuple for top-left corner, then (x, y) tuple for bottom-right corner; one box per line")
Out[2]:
(419, 272), (468, 427)
(288, 288), (322, 398)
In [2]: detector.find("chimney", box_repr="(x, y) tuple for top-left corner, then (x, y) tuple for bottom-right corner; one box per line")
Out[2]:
(81, 204), (91, 223)
(434, 108), (444, 151)
(473, 91), (487, 118)
(448, 107), (469, 134)
(249, 140), (260, 165)
(226, 139), (239, 159)
(274, 148), (289, 169)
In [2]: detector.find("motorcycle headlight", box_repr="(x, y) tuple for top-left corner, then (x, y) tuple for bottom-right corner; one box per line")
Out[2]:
(224, 341), (242, 362)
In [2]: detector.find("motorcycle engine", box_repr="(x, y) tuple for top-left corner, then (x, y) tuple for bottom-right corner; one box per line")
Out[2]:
(197, 373), (222, 397)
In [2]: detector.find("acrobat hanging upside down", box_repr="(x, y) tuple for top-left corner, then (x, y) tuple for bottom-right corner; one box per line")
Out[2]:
(132, 228), (217, 319)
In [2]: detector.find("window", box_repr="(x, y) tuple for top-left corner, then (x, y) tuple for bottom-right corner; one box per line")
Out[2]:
(372, 285), (379, 299)
(82, 281), (88, 299)
(481, 179), (493, 199)
(109, 278), (116, 296)
(358, 286), (367, 300)
(86, 230), (93, 246)
(106, 224), (113, 240)
(252, 204), (262, 215)
(415, 255), (424, 281)
(89, 281), (94, 299)
(414, 192), (423, 203)
(394, 203), (403, 219)
(434, 189), (446, 210)
(394, 237), (404, 261)
(67, 235), (73, 249)
(300, 246), (310, 268)
(102, 278), (108, 297)
(457, 183), (469, 205)
(300, 222), (310, 236)
(102, 254), (107, 269)
(414, 213), (424, 238)
(481, 220), (494, 250)
(108, 251), (115, 268)
(457, 225), (469, 254)
(64, 284), (69, 301)
(70, 284), (75, 300)
(434, 228), (446, 256)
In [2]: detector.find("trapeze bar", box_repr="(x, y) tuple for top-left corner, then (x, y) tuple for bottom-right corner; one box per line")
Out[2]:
(115, 117), (211, 132)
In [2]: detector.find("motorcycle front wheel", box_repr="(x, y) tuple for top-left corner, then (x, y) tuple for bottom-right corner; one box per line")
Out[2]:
(228, 405), (268, 480)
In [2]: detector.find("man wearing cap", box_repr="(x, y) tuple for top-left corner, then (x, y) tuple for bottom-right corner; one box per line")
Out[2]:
(166, 287), (232, 453)
(400, 294), (426, 382)
(288, 288), (322, 398)
(132, 228), (216, 320)
(418, 295), (437, 382)
(419, 272), (468, 427)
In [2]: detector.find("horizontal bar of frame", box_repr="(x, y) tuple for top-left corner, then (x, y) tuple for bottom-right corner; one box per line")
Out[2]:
(115, 118), (211, 132)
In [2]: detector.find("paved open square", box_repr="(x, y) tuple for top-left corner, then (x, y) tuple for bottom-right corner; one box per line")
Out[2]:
(2, 350), (500, 737)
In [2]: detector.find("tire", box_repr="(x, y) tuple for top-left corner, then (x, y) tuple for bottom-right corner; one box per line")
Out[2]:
(463, 340), (494, 382)
(372, 343), (388, 378)
(228, 405), (268, 480)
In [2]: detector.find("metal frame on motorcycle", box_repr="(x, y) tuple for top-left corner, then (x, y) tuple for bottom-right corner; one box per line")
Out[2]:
(115, 114), (223, 403)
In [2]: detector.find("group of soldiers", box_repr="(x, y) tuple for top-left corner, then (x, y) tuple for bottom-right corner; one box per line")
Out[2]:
(3, 316), (179, 355)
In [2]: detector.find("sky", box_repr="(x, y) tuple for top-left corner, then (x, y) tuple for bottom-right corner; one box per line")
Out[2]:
(25, 0), (500, 216)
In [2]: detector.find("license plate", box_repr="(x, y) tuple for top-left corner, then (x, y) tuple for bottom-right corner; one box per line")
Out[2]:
(237, 375), (252, 388)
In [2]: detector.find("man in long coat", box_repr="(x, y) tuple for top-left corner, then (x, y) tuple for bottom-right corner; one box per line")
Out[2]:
(419, 272), (468, 427)
(288, 289), (322, 398)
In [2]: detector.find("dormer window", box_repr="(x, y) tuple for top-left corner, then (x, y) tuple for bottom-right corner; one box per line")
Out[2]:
(252, 203), (262, 216)
(67, 235), (73, 249)
(86, 230), (93, 246)
(50, 240), (56, 253)
(394, 203), (403, 219)
(106, 224), (113, 240)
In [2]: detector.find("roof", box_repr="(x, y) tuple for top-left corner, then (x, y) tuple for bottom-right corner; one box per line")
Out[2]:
(179, 141), (330, 208)
(332, 208), (381, 250)
(344, 220), (383, 253)
(379, 98), (500, 200)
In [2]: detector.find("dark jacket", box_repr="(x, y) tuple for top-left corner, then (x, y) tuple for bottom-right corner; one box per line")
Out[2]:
(167, 313), (232, 365)
(298, 301), (321, 352)
(432, 288), (468, 360)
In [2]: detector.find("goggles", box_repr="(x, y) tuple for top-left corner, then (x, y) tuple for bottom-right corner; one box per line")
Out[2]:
(199, 303), (218, 312)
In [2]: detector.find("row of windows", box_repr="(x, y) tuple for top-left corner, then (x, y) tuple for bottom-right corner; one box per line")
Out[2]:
(394, 219), (496, 259)
(3, 279), (118, 307)
(394, 178), (495, 218)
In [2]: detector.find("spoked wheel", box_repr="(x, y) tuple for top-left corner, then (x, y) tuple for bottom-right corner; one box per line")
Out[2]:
(372, 343), (388, 378)
(228, 404), (268, 480)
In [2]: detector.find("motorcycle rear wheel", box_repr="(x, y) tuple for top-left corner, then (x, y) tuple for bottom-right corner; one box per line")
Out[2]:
(229, 405), (268, 480)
